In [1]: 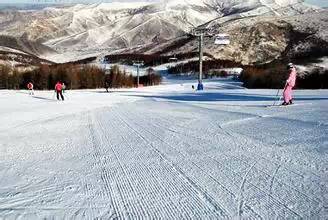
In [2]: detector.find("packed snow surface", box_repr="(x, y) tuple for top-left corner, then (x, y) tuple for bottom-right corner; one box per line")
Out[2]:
(0, 78), (327, 219)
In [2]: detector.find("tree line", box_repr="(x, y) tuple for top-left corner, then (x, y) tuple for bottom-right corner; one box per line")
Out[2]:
(168, 59), (328, 89)
(0, 64), (162, 90)
(168, 59), (241, 75)
(240, 63), (328, 89)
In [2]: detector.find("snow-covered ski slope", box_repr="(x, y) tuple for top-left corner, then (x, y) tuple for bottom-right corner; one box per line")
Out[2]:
(0, 79), (327, 219)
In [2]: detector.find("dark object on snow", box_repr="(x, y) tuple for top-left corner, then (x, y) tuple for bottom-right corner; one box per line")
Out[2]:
(282, 99), (293, 106)
(56, 90), (64, 101)
(105, 81), (110, 92)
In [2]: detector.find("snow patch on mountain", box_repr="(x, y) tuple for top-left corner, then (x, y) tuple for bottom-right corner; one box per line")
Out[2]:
(0, 46), (27, 55)
(0, 0), (322, 63)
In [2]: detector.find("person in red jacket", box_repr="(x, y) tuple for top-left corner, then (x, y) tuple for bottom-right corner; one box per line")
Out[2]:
(27, 82), (34, 95)
(55, 81), (64, 101)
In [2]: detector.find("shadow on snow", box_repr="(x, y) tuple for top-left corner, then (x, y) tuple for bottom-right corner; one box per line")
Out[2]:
(123, 92), (328, 103)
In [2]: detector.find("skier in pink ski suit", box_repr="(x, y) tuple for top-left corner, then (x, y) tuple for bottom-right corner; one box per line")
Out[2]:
(283, 63), (297, 105)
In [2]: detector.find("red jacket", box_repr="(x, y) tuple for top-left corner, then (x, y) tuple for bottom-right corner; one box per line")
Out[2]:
(27, 83), (33, 90)
(55, 83), (63, 91)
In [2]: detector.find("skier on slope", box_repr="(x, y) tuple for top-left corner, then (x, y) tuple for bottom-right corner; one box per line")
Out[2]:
(105, 81), (110, 93)
(27, 82), (34, 95)
(62, 83), (66, 93)
(55, 81), (64, 101)
(282, 63), (297, 105)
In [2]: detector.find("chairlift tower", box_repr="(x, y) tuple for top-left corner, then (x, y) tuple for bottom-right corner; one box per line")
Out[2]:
(191, 26), (230, 90)
(191, 27), (212, 90)
(98, 54), (110, 73)
(133, 61), (144, 88)
(11, 57), (14, 69)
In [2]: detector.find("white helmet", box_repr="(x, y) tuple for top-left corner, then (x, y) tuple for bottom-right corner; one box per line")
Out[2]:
(287, 63), (294, 69)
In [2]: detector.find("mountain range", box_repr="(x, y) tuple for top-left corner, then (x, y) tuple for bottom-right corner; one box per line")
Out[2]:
(0, 0), (326, 65)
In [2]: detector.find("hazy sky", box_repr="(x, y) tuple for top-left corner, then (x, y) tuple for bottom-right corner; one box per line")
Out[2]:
(0, 0), (156, 3)
(0, 0), (327, 7)
(305, 0), (328, 7)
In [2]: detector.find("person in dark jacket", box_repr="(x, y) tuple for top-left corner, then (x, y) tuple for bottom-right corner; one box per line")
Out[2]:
(105, 81), (110, 93)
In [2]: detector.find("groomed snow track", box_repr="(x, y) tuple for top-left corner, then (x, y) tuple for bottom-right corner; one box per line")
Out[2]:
(0, 82), (327, 219)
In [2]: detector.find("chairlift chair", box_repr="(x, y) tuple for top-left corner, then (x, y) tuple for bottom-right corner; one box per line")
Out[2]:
(214, 34), (230, 45)
(133, 61), (144, 66)
(169, 57), (178, 62)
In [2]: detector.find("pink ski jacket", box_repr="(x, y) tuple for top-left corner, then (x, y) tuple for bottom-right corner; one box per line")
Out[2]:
(55, 82), (63, 91)
(287, 67), (297, 88)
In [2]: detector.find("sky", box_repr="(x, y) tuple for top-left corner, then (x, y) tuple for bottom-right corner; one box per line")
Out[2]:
(0, 0), (327, 7)
(0, 0), (156, 3)
(305, 0), (328, 7)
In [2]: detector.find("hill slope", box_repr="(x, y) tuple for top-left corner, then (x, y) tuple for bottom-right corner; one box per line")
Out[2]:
(0, 0), (319, 63)
(0, 79), (327, 219)
(128, 10), (328, 65)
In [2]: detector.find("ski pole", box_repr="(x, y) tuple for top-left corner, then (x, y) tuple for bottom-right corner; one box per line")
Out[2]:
(279, 82), (288, 104)
(64, 92), (68, 100)
(273, 89), (280, 106)
(273, 82), (287, 106)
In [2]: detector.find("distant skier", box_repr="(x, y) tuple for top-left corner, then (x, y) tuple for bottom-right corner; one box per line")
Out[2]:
(27, 82), (34, 95)
(105, 81), (110, 93)
(282, 63), (297, 105)
(62, 83), (66, 93)
(55, 81), (64, 101)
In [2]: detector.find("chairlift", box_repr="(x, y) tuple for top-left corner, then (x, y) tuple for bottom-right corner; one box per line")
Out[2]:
(169, 57), (178, 62)
(133, 61), (144, 66)
(214, 34), (230, 45)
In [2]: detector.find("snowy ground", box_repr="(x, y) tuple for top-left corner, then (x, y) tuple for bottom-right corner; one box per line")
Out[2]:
(0, 79), (327, 219)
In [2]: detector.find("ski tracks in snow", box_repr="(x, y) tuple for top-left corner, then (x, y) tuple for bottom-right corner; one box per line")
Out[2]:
(114, 108), (230, 218)
(1, 90), (327, 219)
(113, 100), (327, 219)
(87, 107), (230, 219)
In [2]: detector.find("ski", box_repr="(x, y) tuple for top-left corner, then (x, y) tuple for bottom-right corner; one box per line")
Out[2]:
(266, 103), (312, 108)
